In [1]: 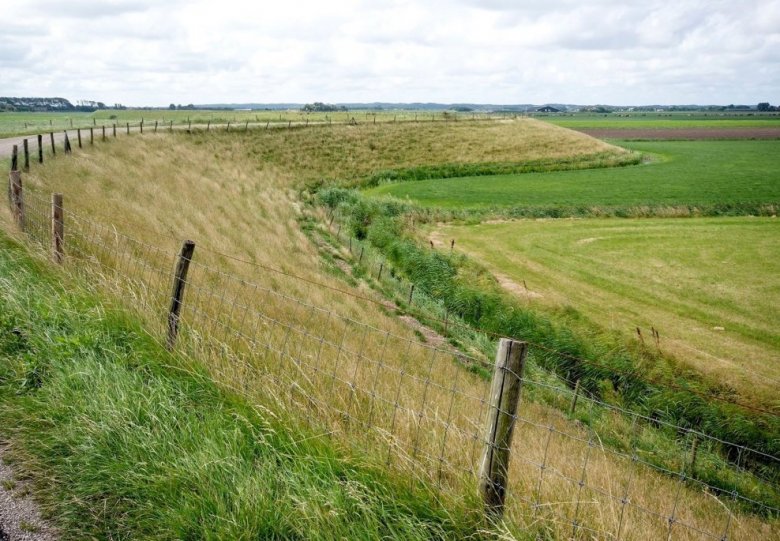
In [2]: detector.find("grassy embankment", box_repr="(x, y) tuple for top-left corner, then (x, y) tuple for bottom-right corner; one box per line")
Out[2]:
(365, 140), (780, 217)
(0, 233), (484, 540)
(6, 119), (778, 538)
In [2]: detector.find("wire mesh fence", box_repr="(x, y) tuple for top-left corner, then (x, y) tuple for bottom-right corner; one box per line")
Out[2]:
(5, 169), (780, 539)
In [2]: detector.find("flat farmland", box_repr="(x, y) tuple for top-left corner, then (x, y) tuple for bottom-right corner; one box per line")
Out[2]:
(540, 112), (780, 129)
(366, 140), (780, 212)
(433, 216), (780, 403)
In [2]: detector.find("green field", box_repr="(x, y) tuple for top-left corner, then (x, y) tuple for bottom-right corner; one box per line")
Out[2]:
(434, 216), (780, 402)
(538, 112), (780, 129)
(366, 140), (780, 212)
(0, 109), (485, 138)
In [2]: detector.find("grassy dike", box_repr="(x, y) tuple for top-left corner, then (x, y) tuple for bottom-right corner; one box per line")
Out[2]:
(0, 233), (489, 540)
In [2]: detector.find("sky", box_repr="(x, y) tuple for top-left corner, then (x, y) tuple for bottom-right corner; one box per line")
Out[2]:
(2, 0), (779, 107)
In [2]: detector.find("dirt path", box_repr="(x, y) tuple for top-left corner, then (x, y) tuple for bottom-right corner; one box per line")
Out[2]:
(0, 446), (58, 541)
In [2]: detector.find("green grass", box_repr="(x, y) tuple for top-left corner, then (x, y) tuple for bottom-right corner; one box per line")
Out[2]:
(0, 233), (488, 540)
(0, 109), (490, 138)
(365, 140), (780, 213)
(434, 217), (780, 404)
(539, 112), (780, 129)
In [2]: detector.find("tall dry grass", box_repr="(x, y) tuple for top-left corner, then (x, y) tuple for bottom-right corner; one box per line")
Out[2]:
(3, 121), (776, 539)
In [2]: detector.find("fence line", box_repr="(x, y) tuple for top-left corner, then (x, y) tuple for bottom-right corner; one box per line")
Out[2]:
(5, 137), (780, 540)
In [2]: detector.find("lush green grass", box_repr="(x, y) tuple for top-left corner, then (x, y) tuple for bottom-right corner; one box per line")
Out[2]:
(539, 112), (780, 129)
(0, 109), (490, 137)
(434, 217), (780, 403)
(0, 233), (487, 540)
(365, 140), (780, 213)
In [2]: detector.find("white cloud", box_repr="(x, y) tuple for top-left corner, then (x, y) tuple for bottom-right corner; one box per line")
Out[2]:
(2, 0), (778, 106)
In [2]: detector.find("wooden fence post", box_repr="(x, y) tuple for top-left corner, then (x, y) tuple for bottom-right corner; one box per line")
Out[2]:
(37, 134), (43, 164)
(166, 240), (196, 350)
(377, 262), (383, 280)
(77, 127), (82, 148)
(11, 145), (17, 171)
(23, 139), (29, 171)
(113, 124), (117, 137)
(126, 122), (130, 135)
(155, 120), (158, 133)
(570, 379), (581, 415)
(689, 436), (700, 473)
(408, 284), (415, 305)
(102, 125), (106, 141)
(50, 132), (55, 155)
(479, 338), (528, 516)
(51, 193), (64, 263)
(90, 127), (94, 144)
(9, 170), (23, 230)
(140, 120), (144, 134)
(64, 132), (72, 154)
(359, 246), (364, 264)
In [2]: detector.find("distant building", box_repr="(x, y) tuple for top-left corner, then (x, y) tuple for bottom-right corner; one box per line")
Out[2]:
(536, 106), (561, 113)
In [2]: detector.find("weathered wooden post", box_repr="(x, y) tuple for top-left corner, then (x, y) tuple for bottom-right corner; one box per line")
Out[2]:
(23, 139), (29, 171)
(89, 127), (94, 144)
(570, 379), (581, 415)
(37, 134), (43, 164)
(77, 127), (82, 148)
(113, 124), (117, 137)
(140, 120), (144, 134)
(408, 284), (415, 305)
(9, 170), (24, 230)
(359, 246), (364, 264)
(102, 125), (106, 141)
(479, 338), (528, 516)
(11, 145), (18, 171)
(64, 132), (72, 154)
(377, 262), (383, 280)
(166, 240), (196, 350)
(51, 193), (64, 263)
(155, 120), (158, 133)
(126, 122), (130, 135)
(50, 132), (56, 155)
(689, 436), (700, 473)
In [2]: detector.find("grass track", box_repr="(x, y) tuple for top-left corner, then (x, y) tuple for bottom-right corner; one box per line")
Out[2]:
(433, 217), (780, 402)
(366, 140), (780, 211)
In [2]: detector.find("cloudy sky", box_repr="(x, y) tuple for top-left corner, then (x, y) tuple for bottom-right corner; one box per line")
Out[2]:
(3, 0), (779, 106)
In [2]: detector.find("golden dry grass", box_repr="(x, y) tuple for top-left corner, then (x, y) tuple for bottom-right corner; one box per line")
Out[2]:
(2, 122), (776, 539)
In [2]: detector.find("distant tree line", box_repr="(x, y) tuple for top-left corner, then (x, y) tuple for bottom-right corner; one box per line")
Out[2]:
(301, 102), (348, 112)
(0, 97), (121, 112)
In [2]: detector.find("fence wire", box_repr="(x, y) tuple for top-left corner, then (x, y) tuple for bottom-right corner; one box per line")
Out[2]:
(4, 167), (780, 540)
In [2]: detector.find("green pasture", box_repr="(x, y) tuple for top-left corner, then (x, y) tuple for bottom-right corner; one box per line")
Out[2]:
(539, 112), (780, 129)
(434, 216), (780, 402)
(366, 140), (780, 212)
(0, 109), (484, 138)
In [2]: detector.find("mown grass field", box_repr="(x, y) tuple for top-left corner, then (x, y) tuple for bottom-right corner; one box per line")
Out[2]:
(433, 217), (780, 404)
(365, 140), (780, 212)
(2, 119), (778, 539)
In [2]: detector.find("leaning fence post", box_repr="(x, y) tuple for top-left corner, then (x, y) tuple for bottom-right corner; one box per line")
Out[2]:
(166, 240), (196, 350)
(408, 283), (415, 305)
(51, 193), (64, 263)
(570, 379), (581, 415)
(23, 139), (29, 171)
(11, 145), (18, 171)
(9, 170), (24, 230)
(479, 338), (528, 516)
(64, 132), (72, 154)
